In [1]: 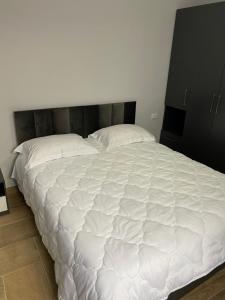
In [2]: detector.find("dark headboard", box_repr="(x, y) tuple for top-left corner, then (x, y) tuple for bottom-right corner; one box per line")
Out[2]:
(14, 101), (136, 144)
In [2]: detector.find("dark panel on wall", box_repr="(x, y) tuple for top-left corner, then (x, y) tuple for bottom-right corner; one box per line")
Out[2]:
(98, 105), (113, 128)
(34, 110), (54, 137)
(83, 105), (99, 137)
(69, 107), (84, 136)
(112, 103), (124, 125)
(14, 101), (136, 144)
(124, 102), (136, 124)
(14, 111), (36, 144)
(53, 108), (70, 134)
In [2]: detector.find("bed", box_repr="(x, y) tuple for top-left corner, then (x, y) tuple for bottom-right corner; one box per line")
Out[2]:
(12, 103), (225, 300)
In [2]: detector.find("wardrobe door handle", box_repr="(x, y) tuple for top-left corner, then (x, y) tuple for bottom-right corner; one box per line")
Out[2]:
(210, 93), (217, 113)
(183, 88), (189, 106)
(215, 94), (222, 114)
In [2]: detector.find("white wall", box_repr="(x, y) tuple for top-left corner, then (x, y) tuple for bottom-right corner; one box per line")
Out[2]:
(0, 0), (218, 186)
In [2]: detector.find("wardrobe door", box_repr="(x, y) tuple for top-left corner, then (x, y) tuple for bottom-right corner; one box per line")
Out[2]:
(165, 8), (199, 109)
(182, 92), (215, 165)
(210, 79), (225, 173)
(182, 3), (225, 166)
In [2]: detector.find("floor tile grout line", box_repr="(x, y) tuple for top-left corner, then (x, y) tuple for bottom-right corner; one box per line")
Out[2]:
(1, 276), (7, 300)
(33, 237), (57, 298)
(0, 233), (38, 250)
(2, 260), (41, 279)
(3, 279), (7, 300)
(33, 237), (49, 274)
(0, 215), (33, 229)
(33, 236), (52, 281)
(0, 216), (34, 229)
(208, 288), (225, 300)
(0, 233), (38, 249)
(3, 281), (7, 300)
(39, 257), (56, 299)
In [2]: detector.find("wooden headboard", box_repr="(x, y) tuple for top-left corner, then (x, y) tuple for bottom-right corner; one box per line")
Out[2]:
(14, 101), (136, 144)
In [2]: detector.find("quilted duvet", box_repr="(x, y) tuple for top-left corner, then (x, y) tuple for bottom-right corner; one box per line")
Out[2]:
(15, 141), (225, 300)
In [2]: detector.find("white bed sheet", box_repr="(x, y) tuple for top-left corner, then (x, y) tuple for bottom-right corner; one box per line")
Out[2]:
(13, 141), (225, 300)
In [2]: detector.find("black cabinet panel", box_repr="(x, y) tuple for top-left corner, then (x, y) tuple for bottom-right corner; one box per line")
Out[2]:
(162, 106), (186, 136)
(165, 9), (198, 109)
(162, 2), (225, 173)
(166, 6), (207, 109)
(182, 94), (215, 165)
(183, 3), (225, 169)
(210, 84), (225, 173)
(166, 3), (225, 110)
(160, 131), (183, 153)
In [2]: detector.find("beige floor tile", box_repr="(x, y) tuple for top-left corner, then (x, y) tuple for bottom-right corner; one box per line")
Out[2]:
(0, 218), (37, 248)
(4, 261), (57, 300)
(0, 277), (6, 300)
(0, 238), (40, 276)
(211, 289), (225, 300)
(0, 205), (32, 227)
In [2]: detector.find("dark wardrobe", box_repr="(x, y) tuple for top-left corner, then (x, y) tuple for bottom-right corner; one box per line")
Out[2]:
(160, 1), (225, 173)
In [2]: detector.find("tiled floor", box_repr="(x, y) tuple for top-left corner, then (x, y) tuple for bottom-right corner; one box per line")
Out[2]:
(1, 187), (225, 300)
(0, 187), (57, 300)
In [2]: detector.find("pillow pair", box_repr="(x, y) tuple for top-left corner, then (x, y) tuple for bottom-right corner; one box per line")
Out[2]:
(14, 125), (155, 171)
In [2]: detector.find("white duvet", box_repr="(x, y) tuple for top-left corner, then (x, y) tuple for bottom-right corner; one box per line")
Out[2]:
(13, 141), (225, 300)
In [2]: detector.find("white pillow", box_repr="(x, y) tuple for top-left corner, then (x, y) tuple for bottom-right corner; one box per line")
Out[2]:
(14, 134), (99, 171)
(89, 124), (155, 149)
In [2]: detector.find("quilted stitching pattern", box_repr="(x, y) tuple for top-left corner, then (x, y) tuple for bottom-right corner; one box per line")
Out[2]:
(21, 142), (225, 300)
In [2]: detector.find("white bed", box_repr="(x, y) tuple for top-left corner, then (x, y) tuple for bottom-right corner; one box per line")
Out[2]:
(13, 140), (225, 300)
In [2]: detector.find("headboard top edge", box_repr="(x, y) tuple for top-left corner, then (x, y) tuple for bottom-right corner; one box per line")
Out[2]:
(14, 101), (136, 145)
